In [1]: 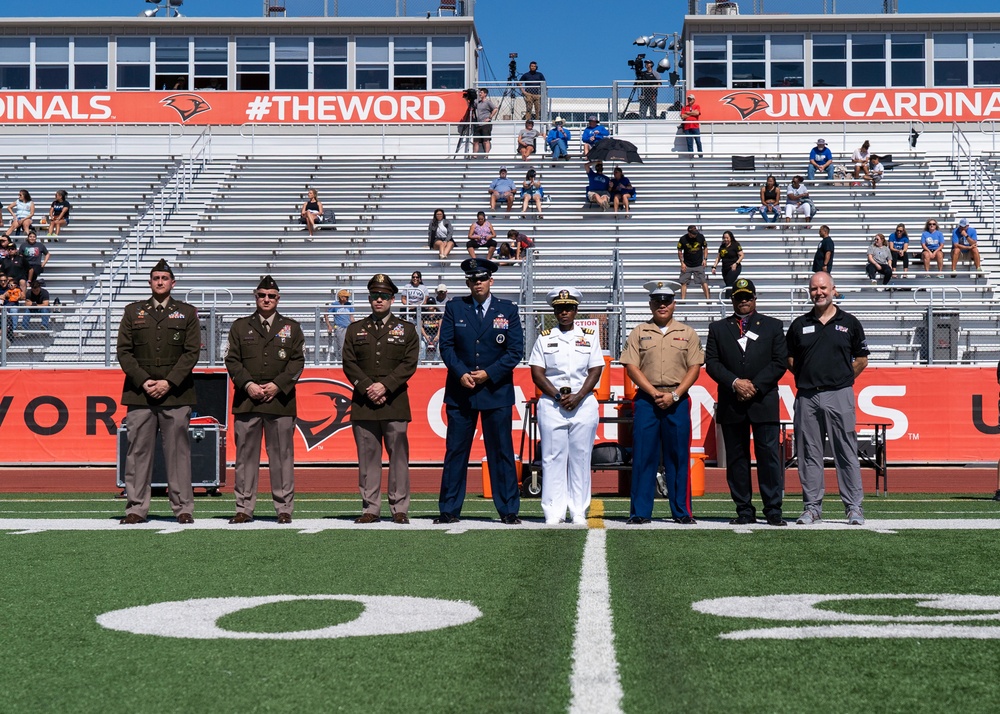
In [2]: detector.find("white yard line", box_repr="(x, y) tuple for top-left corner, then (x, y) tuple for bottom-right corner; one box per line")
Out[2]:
(569, 528), (624, 714)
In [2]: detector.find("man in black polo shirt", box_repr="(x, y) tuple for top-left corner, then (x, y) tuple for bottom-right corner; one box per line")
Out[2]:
(786, 271), (869, 526)
(677, 225), (711, 301)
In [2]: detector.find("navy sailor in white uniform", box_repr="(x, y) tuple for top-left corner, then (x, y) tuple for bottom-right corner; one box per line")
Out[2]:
(528, 288), (605, 524)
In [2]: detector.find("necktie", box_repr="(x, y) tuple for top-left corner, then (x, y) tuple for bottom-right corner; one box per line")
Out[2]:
(156, 305), (164, 314)
(476, 303), (485, 323)
(262, 318), (271, 332)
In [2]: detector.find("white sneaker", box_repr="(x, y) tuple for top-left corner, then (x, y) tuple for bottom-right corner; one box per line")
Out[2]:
(847, 510), (865, 526)
(796, 510), (822, 525)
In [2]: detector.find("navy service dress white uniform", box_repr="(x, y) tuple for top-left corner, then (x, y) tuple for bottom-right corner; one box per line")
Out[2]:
(528, 288), (605, 524)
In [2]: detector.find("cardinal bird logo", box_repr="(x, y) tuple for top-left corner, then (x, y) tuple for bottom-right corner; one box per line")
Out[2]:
(294, 378), (354, 450)
(721, 92), (770, 120)
(160, 93), (213, 122)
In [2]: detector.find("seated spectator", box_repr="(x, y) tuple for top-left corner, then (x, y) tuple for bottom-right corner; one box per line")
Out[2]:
(920, 219), (945, 273)
(517, 119), (538, 161)
(467, 211), (497, 259)
(546, 117), (571, 161)
(868, 155), (884, 191)
(889, 223), (910, 274)
(609, 167), (635, 214)
(585, 161), (611, 211)
(951, 218), (982, 272)
(758, 174), (781, 224)
(1, 243), (29, 291)
(865, 233), (893, 286)
(46, 190), (71, 240)
(711, 230), (744, 287)
(488, 167), (516, 213)
(506, 229), (534, 260)
(581, 115), (609, 159)
(520, 169), (544, 216)
(429, 283), (450, 308)
(427, 208), (456, 259)
(21, 230), (49, 284)
(807, 138), (834, 182)
(784, 175), (812, 227)
(401, 271), (428, 319)
(299, 187), (324, 238)
(3, 190), (34, 239)
(21, 279), (50, 330)
(852, 140), (871, 184)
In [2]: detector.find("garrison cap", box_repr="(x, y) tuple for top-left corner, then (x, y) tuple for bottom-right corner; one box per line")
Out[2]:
(460, 257), (498, 280)
(731, 278), (756, 300)
(257, 275), (279, 292)
(547, 287), (582, 307)
(367, 273), (398, 294)
(150, 258), (174, 277)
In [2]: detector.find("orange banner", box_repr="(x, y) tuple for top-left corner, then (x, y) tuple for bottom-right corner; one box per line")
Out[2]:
(0, 366), (997, 466)
(0, 91), (469, 125)
(694, 88), (1000, 123)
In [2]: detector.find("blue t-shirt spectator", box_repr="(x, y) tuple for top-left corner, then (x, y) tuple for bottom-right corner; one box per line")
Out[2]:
(809, 145), (833, 166)
(921, 230), (944, 251)
(582, 123), (609, 147)
(328, 302), (354, 328)
(489, 176), (516, 194)
(952, 224), (978, 247)
(889, 230), (909, 252)
(587, 169), (611, 193)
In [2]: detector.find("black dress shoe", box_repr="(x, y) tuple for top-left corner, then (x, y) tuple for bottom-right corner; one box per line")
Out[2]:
(766, 515), (788, 526)
(729, 514), (757, 525)
(673, 516), (698, 525)
(119, 513), (147, 525)
(500, 514), (522, 525)
(229, 512), (254, 524)
(177, 513), (194, 524)
(354, 513), (380, 524)
(625, 516), (651, 525)
(433, 513), (461, 524)
(277, 513), (292, 524)
(392, 512), (410, 524)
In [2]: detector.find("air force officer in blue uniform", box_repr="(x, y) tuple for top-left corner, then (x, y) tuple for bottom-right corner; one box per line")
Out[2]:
(437, 258), (524, 524)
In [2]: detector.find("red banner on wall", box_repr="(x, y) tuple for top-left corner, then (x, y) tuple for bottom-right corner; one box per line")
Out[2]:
(0, 366), (998, 466)
(694, 88), (1000, 123)
(0, 91), (469, 125)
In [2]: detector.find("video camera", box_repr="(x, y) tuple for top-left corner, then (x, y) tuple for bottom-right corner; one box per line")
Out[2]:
(508, 52), (518, 81)
(463, 88), (477, 103)
(627, 53), (647, 80)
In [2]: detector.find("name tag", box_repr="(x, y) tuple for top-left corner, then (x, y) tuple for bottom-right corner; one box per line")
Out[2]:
(803, 325), (815, 334)
(746, 331), (759, 340)
(737, 336), (749, 351)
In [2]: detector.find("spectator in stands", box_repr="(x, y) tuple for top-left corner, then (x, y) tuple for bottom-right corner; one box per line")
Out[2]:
(581, 115), (609, 160)
(758, 174), (781, 224)
(920, 219), (945, 273)
(711, 230), (744, 288)
(3, 277), (22, 339)
(401, 271), (429, 318)
(785, 175), (812, 227)
(889, 223), (910, 274)
(546, 117), (571, 161)
(430, 283), (450, 307)
(467, 211), (497, 259)
(2, 244), (29, 291)
(518, 61), (545, 121)
(520, 169), (544, 216)
(517, 119), (538, 162)
(951, 218), (982, 272)
(585, 161), (612, 211)
(807, 138), (834, 182)
(865, 233), (893, 286)
(21, 279), (50, 330)
(610, 167), (636, 214)
(21, 230), (49, 284)
(472, 88), (498, 158)
(420, 301), (443, 362)
(638, 60), (661, 120)
(300, 188), (324, 238)
(427, 208), (456, 259)
(677, 225), (711, 300)
(506, 229), (534, 261)
(852, 140), (871, 185)
(680, 94), (703, 157)
(324, 289), (354, 363)
(868, 154), (884, 191)
(3, 190), (34, 239)
(46, 190), (71, 240)
(812, 225), (835, 274)
(488, 167), (516, 213)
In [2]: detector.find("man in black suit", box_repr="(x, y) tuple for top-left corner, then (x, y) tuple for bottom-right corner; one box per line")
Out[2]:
(705, 278), (789, 526)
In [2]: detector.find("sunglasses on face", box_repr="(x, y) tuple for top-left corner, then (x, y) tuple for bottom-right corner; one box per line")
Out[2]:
(467, 277), (488, 284)
(369, 292), (393, 301)
(256, 292), (279, 300)
(650, 296), (674, 305)
(554, 305), (577, 313)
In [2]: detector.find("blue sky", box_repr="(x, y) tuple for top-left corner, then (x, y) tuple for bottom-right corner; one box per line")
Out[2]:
(0, 1), (994, 88)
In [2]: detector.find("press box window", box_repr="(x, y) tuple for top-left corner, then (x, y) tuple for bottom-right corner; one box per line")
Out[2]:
(973, 33), (1000, 86)
(430, 36), (464, 90)
(155, 37), (190, 91)
(692, 34), (726, 88)
(812, 34), (846, 87)
(274, 37), (307, 90)
(934, 33), (968, 86)
(850, 34), (885, 87)
(0, 38), (30, 90)
(889, 33), (925, 87)
(314, 37), (347, 90)
(732, 34), (764, 89)
(74, 37), (108, 90)
(236, 37), (269, 91)
(35, 37), (70, 90)
(769, 35), (803, 88)
(393, 36), (428, 90)
(193, 37), (228, 90)
(116, 37), (151, 90)
(356, 38), (389, 90)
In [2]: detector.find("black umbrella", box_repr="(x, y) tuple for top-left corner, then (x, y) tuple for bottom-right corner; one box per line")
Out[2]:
(586, 137), (643, 164)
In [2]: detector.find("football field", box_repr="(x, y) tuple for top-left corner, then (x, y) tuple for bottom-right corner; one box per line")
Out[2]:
(2, 493), (1000, 713)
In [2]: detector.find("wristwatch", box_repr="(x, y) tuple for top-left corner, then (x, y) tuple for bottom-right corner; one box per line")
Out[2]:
(671, 391), (680, 403)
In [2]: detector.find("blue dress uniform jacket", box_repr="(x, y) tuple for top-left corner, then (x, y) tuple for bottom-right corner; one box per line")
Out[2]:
(225, 313), (305, 416)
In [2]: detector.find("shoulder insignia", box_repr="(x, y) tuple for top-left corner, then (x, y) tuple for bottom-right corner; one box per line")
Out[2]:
(540, 329), (551, 336)
(582, 328), (595, 334)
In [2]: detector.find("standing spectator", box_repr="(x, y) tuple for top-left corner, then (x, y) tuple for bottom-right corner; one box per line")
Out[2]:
(342, 274), (420, 524)
(225, 276), (305, 525)
(324, 288), (354, 363)
(546, 117), (571, 161)
(888, 223), (910, 274)
(807, 138), (834, 182)
(488, 167), (517, 213)
(2, 190), (34, 239)
(585, 160), (612, 211)
(677, 224), (711, 300)
(786, 271), (869, 526)
(517, 119), (539, 161)
(472, 88), (498, 158)
(785, 175), (813, 227)
(506, 229), (534, 260)
(299, 188), (324, 238)
(116, 259), (200, 525)
(619, 279), (704, 524)
(21, 231), (49, 284)
(951, 218), (982, 272)
(437, 258), (524, 525)
(466, 211), (497, 259)
(46, 190), (71, 239)
(518, 61), (546, 120)
(3, 277), (22, 341)
(427, 208), (456, 259)
(711, 230), (744, 288)
(812, 225), (835, 274)
(638, 60), (661, 120)
(528, 287), (604, 524)
(705, 278), (789, 526)
(865, 233), (893, 285)
(520, 168), (544, 216)
(680, 94), (703, 157)
(21, 279), (50, 330)
(581, 115), (609, 160)
(852, 140), (872, 185)
(609, 167), (635, 214)
(920, 219), (945, 273)
(420, 301), (443, 363)
(758, 174), (781, 224)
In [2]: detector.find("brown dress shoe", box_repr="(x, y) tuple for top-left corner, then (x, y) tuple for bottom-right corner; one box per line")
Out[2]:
(354, 513), (380, 524)
(228, 512), (254, 524)
(119, 513), (147, 525)
(177, 513), (194, 524)
(392, 512), (410, 524)
(277, 513), (292, 524)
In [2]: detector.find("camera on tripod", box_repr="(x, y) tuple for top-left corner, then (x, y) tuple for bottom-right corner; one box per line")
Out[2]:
(627, 53), (648, 80)
(463, 88), (477, 103)
(508, 52), (518, 81)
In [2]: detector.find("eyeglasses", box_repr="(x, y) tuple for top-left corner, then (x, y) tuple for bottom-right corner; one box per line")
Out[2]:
(369, 292), (393, 301)
(734, 295), (755, 303)
(928, 222), (937, 226)
(650, 296), (674, 305)
(467, 276), (488, 284)
(553, 304), (577, 312)
(256, 292), (279, 300)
